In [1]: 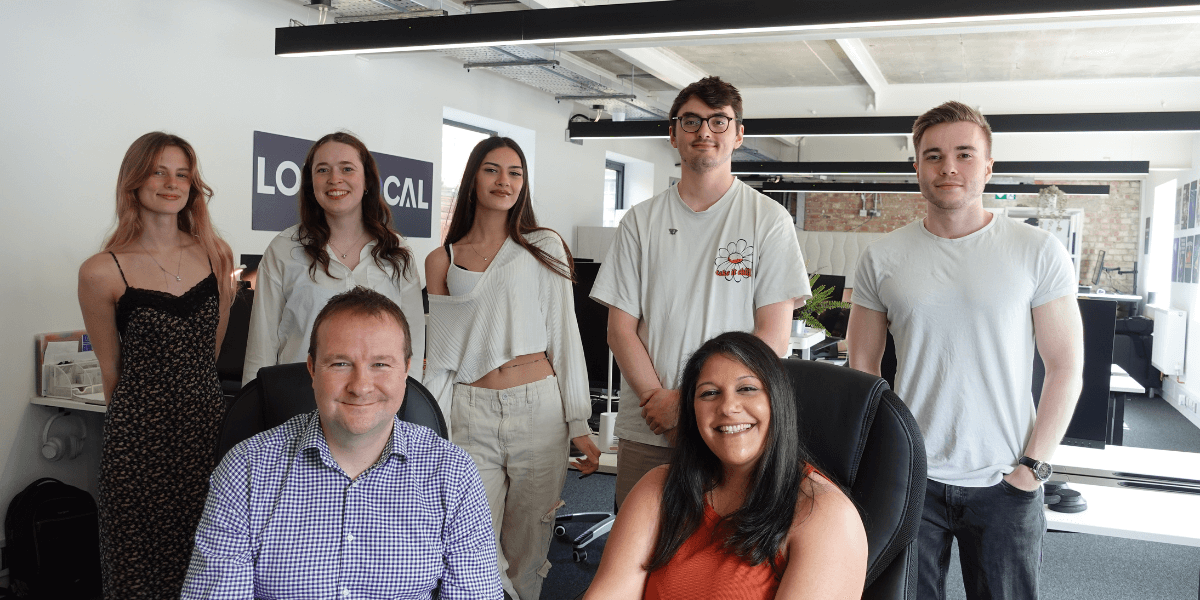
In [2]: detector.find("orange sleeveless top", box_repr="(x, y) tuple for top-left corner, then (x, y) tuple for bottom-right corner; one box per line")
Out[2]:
(642, 465), (814, 600)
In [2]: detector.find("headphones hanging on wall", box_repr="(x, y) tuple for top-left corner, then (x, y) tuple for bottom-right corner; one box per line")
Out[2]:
(42, 412), (87, 461)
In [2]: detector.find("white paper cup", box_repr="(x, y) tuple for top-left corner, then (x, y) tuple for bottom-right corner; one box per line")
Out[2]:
(599, 412), (618, 451)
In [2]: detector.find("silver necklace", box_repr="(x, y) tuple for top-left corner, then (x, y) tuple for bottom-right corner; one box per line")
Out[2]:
(139, 240), (183, 282)
(330, 233), (367, 260)
(468, 239), (503, 262)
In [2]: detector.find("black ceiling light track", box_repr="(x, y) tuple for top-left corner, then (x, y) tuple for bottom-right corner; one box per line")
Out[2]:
(567, 112), (1200, 139)
(733, 161), (1149, 176)
(276, 0), (1200, 56)
(758, 181), (1112, 195)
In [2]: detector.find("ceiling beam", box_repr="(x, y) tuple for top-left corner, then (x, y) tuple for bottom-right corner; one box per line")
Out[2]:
(568, 112), (1200, 139)
(275, 0), (1200, 57)
(834, 39), (888, 111)
(609, 47), (707, 90)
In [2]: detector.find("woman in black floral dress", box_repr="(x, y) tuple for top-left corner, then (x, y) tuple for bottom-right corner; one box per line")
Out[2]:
(78, 132), (235, 599)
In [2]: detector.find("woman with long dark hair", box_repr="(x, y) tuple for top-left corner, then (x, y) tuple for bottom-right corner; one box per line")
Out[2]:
(424, 136), (600, 600)
(78, 131), (235, 598)
(243, 131), (423, 384)
(584, 332), (867, 599)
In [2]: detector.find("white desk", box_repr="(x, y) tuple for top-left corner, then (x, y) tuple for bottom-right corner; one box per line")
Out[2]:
(1078, 293), (1142, 303)
(1044, 482), (1200, 548)
(1106, 364), (1146, 445)
(788, 329), (826, 360)
(1054, 443), (1200, 487)
(30, 395), (107, 414)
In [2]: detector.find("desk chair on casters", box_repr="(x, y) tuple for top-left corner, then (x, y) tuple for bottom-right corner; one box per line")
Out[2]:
(553, 488), (614, 563)
(214, 362), (448, 463)
(782, 358), (926, 600)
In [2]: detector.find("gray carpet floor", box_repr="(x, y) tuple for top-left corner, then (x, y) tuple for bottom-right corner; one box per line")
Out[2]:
(543, 393), (1200, 600)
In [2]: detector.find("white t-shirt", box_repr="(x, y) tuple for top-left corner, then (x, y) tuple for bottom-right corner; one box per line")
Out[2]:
(243, 225), (425, 385)
(590, 179), (810, 447)
(853, 215), (1076, 487)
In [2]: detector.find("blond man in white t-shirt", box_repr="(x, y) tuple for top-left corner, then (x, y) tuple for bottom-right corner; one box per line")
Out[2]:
(847, 101), (1084, 599)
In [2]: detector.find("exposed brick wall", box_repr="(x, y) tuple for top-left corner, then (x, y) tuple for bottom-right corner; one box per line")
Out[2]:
(802, 180), (1143, 289)
(804, 192), (925, 233)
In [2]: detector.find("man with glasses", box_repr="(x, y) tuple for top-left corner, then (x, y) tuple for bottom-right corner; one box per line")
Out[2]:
(591, 76), (810, 508)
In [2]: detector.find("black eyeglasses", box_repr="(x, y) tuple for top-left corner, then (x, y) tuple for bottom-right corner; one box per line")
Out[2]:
(672, 114), (735, 134)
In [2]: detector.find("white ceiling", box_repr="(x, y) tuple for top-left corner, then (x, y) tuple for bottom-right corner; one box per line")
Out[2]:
(286, 0), (1200, 164)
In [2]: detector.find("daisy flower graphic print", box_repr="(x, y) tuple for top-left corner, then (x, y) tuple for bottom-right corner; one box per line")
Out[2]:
(715, 239), (754, 282)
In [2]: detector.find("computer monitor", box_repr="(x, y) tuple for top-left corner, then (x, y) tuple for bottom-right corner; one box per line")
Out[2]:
(1091, 250), (1107, 287)
(573, 261), (621, 395)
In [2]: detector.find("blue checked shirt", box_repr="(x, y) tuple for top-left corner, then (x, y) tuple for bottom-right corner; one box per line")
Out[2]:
(180, 411), (502, 600)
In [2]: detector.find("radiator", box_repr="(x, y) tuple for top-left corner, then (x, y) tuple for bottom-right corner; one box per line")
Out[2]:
(1151, 307), (1187, 376)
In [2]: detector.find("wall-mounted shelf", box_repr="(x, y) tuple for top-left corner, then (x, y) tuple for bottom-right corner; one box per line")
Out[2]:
(30, 396), (107, 414)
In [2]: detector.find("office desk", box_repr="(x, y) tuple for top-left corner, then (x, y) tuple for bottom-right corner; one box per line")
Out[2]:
(1078, 293), (1142, 303)
(1049, 444), (1200, 599)
(789, 329), (826, 360)
(1107, 364), (1147, 446)
(30, 395), (107, 413)
(569, 433), (619, 475)
(1045, 482), (1200, 547)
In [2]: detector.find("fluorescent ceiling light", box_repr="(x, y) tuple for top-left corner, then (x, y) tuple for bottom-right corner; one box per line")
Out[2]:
(276, 0), (1200, 57)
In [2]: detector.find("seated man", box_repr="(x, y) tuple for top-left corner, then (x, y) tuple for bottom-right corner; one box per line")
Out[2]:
(181, 287), (503, 599)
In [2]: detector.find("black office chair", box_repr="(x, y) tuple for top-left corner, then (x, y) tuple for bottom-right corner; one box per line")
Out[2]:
(215, 362), (448, 463)
(783, 358), (926, 600)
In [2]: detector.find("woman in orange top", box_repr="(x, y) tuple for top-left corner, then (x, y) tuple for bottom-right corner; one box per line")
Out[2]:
(585, 331), (867, 599)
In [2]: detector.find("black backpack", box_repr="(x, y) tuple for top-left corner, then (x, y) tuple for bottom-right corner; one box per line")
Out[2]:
(4, 478), (102, 599)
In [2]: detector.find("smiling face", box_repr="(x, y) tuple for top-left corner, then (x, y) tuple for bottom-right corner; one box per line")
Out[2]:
(694, 353), (772, 473)
(308, 310), (409, 449)
(472, 146), (524, 214)
(311, 141), (366, 220)
(136, 146), (191, 216)
(669, 95), (744, 175)
(914, 120), (994, 212)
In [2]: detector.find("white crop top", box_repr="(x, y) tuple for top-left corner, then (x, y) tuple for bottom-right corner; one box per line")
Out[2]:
(445, 244), (484, 297)
(424, 231), (592, 441)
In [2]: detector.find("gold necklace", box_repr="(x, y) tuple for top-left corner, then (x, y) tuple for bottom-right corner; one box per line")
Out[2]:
(139, 240), (183, 282)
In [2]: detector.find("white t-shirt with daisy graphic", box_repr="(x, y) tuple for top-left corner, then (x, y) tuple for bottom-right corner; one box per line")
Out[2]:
(591, 178), (810, 447)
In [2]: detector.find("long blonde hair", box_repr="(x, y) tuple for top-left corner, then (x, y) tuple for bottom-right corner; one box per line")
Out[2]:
(104, 132), (236, 312)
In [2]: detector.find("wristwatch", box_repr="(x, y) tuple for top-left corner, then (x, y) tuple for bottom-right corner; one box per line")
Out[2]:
(1019, 456), (1053, 482)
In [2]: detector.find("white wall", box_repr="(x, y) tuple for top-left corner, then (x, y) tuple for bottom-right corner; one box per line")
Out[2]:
(0, 0), (679, 525)
(1160, 134), (1200, 428)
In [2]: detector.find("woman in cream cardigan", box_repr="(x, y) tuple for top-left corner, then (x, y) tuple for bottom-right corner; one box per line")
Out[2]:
(425, 136), (600, 600)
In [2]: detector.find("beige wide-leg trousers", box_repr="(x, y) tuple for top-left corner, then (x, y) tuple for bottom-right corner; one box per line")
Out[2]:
(452, 377), (568, 600)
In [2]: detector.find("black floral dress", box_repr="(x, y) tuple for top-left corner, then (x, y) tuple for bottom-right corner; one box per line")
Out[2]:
(99, 253), (225, 599)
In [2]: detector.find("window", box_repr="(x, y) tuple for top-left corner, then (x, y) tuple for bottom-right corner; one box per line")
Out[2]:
(440, 120), (495, 243)
(603, 159), (626, 227)
(1147, 179), (1174, 306)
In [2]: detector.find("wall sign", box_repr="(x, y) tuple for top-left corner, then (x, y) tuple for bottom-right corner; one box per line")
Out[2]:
(251, 131), (433, 238)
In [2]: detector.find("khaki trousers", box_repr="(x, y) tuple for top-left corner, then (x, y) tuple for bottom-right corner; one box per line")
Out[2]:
(614, 438), (675, 510)
(452, 377), (568, 600)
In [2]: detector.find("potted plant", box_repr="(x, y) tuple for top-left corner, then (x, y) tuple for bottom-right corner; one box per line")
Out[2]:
(794, 273), (851, 336)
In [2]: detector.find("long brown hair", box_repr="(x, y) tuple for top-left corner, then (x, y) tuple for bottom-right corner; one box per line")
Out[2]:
(444, 137), (573, 281)
(296, 131), (414, 282)
(104, 132), (235, 311)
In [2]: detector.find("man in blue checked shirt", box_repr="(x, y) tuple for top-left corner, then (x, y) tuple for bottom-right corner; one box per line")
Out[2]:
(181, 287), (503, 599)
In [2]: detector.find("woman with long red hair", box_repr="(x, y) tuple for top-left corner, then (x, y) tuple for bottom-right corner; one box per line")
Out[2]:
(78, 131), (235, 598)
